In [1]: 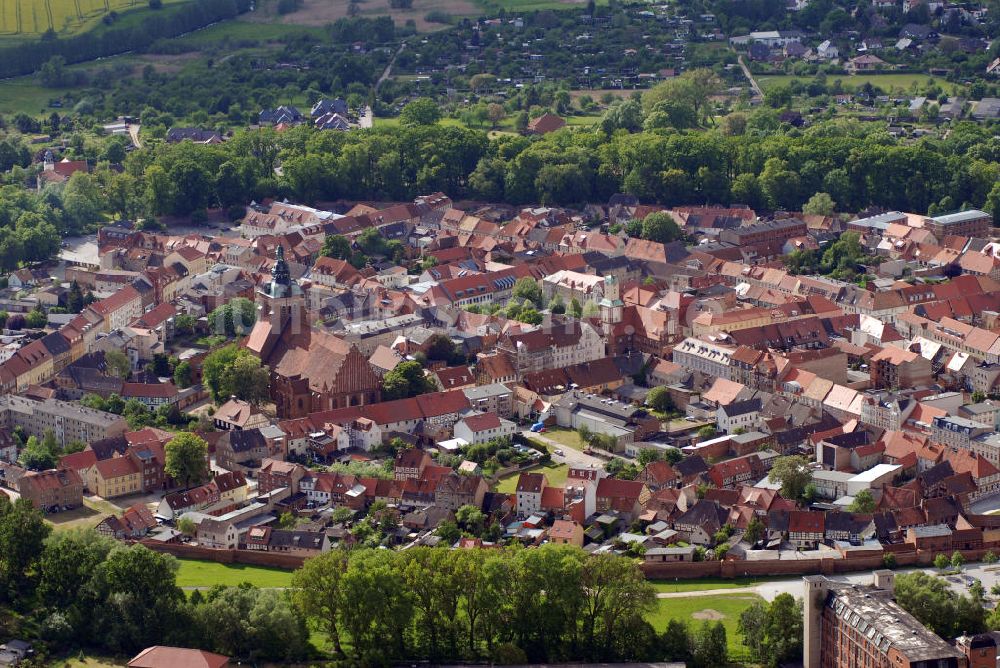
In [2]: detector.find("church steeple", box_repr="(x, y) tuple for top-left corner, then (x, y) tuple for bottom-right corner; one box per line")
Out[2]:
(267, 245), (294, 298)
(258, 244), (305, 334)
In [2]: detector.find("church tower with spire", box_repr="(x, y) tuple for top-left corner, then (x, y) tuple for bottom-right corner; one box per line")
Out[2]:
(257, 245), (306, 334)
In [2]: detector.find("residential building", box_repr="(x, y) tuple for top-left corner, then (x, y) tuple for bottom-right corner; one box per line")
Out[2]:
(18, 468), (84, 511)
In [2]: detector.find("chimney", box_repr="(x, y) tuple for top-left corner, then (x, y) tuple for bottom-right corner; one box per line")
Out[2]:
(872, 569), (894, 593)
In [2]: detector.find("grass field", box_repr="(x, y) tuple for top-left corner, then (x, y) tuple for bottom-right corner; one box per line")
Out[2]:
(539, 427), (588, 451)
(645, 593), (761, 659)
(757, 72), (958, 94)
(0, 0), (187, 39)
(173, 557), (297, 588)
(494, 461), (569, 494)
(649, 576), (788, 593)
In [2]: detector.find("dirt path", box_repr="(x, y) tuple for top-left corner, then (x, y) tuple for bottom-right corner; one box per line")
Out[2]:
(376, 41), (406, 91)
(738, 56), (763, 99)
(127, 123), (142, 149)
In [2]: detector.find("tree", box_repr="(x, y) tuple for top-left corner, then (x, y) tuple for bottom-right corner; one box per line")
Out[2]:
(692, 620), (727, 668)
(174, 314), (196, 336)
(322, 234), (353, 260)
(195, 585), (308, 662)
(203, 345), (268, 404)
(177, 517), (197, 537)
(25, 308), (47, 329)
(86, 545), (185, 653)
(848, 489), (875, 513)
(164, 432), (209, 489)
(173, 361), (193, 389)
(512, 277), (543, 308)
(951, 551), (965, 569)
(934, 553), (950, 570)
(382, 360), (433, 401)
(745, 514), (765, 546)
(105, 349), (131, 379)
(19, 434), (57, 470)
(768, 455), (812, 501)
(487, 103), (506, 129)
(894, 571), (985, 638)
(803, 192), (836, 216)
(292, 550), (350, 656)
(456, 504), (485, 536)
(208, 297), (256, 337)
(640, 211), (683, 244)
(0, 497), (51, 600)
(646, 386), (673, 413)
(66, 280), (84, 314)
(696, 425), (717, 441)
(400, 98), (442, 126)
(662, 620), (693, 662)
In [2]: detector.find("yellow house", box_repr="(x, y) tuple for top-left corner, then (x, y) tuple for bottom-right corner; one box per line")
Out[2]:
(213, 470), (248, 505)
(548, 519), (584, 547)
(89, 457), (142, 499)
(9, 340), (55, 391)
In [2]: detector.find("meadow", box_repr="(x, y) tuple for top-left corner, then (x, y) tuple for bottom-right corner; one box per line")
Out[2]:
(757, 72), (958, 94)
(173, 557), (297, 588)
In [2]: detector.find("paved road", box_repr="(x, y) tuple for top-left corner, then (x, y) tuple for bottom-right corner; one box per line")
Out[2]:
(656, 564), (1000, 602)
(523, 430), (605, 470)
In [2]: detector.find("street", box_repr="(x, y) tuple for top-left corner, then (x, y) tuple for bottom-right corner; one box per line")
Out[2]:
(658, 563), (1000, 602)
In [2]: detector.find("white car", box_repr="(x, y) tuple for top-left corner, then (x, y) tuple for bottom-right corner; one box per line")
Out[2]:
(554, 449), (564, 456)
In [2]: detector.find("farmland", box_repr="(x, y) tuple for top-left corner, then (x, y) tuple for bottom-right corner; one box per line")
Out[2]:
(0, 0), (188, 39)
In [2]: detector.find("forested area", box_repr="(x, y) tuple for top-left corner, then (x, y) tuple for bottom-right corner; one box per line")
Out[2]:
(0, 0), (253, 78)
(1, 110), (998, 273)
(124, 114), (1000, 215)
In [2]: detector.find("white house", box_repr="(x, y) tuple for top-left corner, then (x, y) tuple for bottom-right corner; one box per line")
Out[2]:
(453, 413), (517, 445)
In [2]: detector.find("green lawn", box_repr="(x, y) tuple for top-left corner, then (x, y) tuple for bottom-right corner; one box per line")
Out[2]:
(540, 427), (588, 451)
(649, 575), (790, 593)
(494, 461), (569, 494)
(645, 593), (761, 659)
(174, 558), (297, 588)
(757, 72), (958, 94)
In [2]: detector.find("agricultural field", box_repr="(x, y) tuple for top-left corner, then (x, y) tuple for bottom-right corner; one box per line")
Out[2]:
(757, 72), (958, 95)
(645, 593), (762, 660)
(173, 557), (297, 588)
(0, 0), (187, 39)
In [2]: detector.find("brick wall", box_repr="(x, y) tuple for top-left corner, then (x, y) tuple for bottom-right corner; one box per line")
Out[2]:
(140, 540), (307, 570)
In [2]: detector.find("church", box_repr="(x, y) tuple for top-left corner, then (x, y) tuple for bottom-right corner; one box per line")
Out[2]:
(245, 246), (381, 419)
